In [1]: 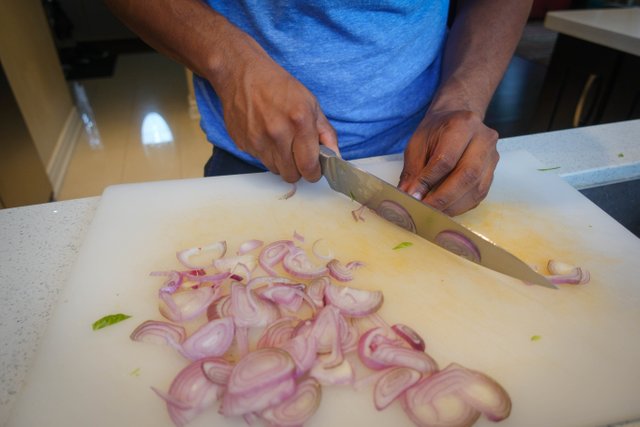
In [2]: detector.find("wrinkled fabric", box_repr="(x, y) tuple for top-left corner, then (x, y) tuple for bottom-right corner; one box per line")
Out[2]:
(195, 0), (449, 168)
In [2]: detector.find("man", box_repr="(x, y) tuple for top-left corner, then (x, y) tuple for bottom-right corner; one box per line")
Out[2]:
(105, 0), (532, 215)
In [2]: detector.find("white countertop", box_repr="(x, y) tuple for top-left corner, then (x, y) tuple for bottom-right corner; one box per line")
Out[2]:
(1, 120), (639, 426)
(545, 7), (640, 56)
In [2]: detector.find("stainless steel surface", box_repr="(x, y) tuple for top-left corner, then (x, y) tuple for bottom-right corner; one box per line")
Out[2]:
(0, 62), (52, 208)
(319, 146), (555, 288)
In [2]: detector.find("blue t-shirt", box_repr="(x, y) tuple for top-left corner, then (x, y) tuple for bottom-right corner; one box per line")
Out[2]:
(194, 0), (449, 168)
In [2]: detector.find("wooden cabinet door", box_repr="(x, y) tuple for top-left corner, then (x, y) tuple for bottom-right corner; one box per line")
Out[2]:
(600, 54), (640, 124)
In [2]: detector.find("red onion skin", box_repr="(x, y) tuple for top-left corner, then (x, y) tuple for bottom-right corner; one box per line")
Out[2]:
(260, 378), (322, 426)
(374, 367), (421, 410)
(141, 237), (514, 427)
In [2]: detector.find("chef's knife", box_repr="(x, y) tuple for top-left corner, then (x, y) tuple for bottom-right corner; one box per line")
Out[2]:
(319, 146), (555, 289)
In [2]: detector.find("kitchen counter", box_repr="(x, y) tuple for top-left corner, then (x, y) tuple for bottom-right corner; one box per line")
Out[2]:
(545, 7), (640, 57)
(1, 119), (639, 426)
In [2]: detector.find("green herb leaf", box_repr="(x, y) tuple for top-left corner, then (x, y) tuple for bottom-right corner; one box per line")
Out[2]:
(92, 313), (131, 331)
(349, 191), (356, 202)
(537, 166), (561, 172)
(129, 367), (141, 377)
(618, 153), (624, 158)
(393, 242), (413, 250)
(530, 335), (542, 342)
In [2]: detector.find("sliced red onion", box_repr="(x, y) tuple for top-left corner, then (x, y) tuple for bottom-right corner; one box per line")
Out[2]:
(279, 183), (297, 200)
(182, 271), (230, 285)
(450, 363), (512, 422)
(237, 239), (264, 255)
(247, 275), (296, 290)
(260, 378), (321, 427)
(370, 343), (438, 374)
(326, 259), (363, 282)
(293, 230), (305, 242)
(156, 358), (224, 427)
(214, 254), (257, 274)
(310, 357), (354, 386)
(358, 327), (402, 370)
(235, 326), (250, 358)
(283, 247), (328, 279)
(352, 204), (367, 222)
(256, 317), (296, 349)
(258, 284), (305, 312)
(324, 283), (383, 317)
(230, 283), (279, 328)
(402, 365), (480, 427)
(392, 323), (426, 352)
(546, 260), (590, 285)
(156, 271), (183, 295)
(201, 358), (233, 385)
(130, 320), (186, 349)
(311, 238), (334, 260)
(434, 230), (481, 263)
(306, 277), (329, 308)
(259, 240), (294, 276)
(207, 295), (231, 321)
(281, 334), (318, 377)
(374, 367), (421, 410)
(179, 317), (235, 360)
(176, 241), (227, 269)
(222, 348), (297, 416)
(309, 306), (343, 367)
(376, 200), (416, 233)
(159, 286), (221, 323)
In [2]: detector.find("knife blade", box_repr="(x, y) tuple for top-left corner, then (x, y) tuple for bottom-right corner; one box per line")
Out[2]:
(319, 146), (555, 289)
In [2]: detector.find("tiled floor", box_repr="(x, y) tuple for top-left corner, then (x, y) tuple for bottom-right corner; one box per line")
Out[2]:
(57, 52), (212, 201)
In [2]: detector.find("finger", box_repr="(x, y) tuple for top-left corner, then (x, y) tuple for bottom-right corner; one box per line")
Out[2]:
(404, 126), (473, 200)
(317, 112), (339, 156)
(398, 127), (429, 192)
(291, 118), (322, 182)
(423, 138), (499, 213)
(440, 159), (497, 216)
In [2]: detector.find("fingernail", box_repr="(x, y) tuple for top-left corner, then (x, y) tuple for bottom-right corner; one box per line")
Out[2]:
(411, 191), (422, 200)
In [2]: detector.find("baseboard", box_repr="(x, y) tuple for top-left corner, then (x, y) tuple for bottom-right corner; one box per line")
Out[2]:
(47, 106), (82, 197)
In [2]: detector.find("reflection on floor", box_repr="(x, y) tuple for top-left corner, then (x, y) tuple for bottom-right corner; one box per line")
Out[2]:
(57, 52), (212, 201)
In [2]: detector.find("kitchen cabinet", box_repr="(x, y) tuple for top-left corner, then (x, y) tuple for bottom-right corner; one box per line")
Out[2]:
(0, 63), (53, 207)
(530, 8), (640, 132)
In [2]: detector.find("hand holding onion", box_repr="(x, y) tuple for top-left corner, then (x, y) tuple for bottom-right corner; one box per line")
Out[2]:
(398, 109), (499, 216)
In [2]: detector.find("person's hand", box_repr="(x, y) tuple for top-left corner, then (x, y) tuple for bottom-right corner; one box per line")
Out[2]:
(397, 110), (499, 216)
(213, 35), (338, 183)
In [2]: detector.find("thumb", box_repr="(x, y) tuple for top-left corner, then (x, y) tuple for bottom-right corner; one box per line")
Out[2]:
(317, 112), (340, 157)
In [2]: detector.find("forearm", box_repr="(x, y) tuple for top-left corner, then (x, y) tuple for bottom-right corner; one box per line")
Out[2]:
(430, 0), (533, 118)
(103, 0), (262, 89)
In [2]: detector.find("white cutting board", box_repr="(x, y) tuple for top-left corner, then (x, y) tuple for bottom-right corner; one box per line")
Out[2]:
(7, 151), (640, 427)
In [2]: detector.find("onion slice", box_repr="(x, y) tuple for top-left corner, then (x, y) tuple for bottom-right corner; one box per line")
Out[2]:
(392, 323), (426, 352)
(259, 240), (294, 276)
(434, 230), (481, 263)
(376, 200), (416, 233)
(130, 320), (186, 348)
(176, 241), (227, 269)
(260, 378), (322, 426)
(546, 259), (590, 285)
(374, 367), (421, 410)
(327, 259), (363, 282)
(222, 348), (297, 416)
(237, 239), (264, 255)
(159, 286), (221, 323)
(201, 358), (233, 385)
(179, 317), (235, 360)
(282, 247), (329, 279)
(156, 358), (224, 427)
(324, 283), (383, 317)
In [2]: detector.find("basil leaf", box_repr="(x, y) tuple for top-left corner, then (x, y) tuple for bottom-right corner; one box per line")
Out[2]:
(537, 166), (561, 172)
(92, 313), (132, 331)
